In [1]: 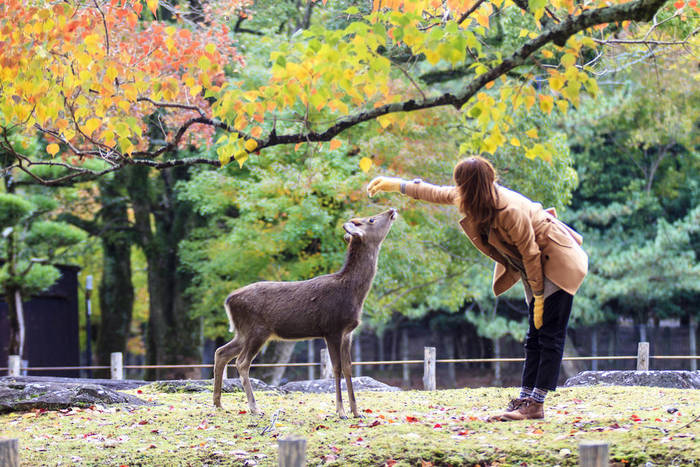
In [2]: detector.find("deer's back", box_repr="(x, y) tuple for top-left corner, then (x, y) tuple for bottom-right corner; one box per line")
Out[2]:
(226, 274), (361, 339)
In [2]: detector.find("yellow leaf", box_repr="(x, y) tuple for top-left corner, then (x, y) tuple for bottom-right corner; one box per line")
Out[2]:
(329, 139), (342, 150)
(244, 139), (258, 152)
(549, 75), (565, 92)
(83, 118), (101, 136)
(526, 128), (538, 138)
(377, 114), (394, 129)
(475, 11), (490, 28)
(539, 94), (554, 115)
(46, 143), (59, 156)
(556, 100), (569, 115)
(234, 150), (248, 168)
(359, 157), (372, 173)
(205, 43), (216, 55)
(524, 95), (536, 110)
(147, 0), (159, 16)
(510, 137), (520, 147)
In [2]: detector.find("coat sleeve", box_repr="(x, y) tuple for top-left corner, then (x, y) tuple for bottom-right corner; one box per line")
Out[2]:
(500, 208), (544, 295)
(404, 180), (458, 205)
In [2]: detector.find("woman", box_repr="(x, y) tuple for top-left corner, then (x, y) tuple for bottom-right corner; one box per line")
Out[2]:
(367, 156), (588, 421)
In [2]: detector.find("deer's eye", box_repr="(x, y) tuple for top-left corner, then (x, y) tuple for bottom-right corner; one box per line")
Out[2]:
(368, 218), (375, 224)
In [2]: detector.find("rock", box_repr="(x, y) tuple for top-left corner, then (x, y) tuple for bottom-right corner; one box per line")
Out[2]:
(563, 370), (700, 389)
(280, 376), (400, 393)
(0, 379), (153, 413)
(141, 378), (285, 394)
(0, 375), (148, 391)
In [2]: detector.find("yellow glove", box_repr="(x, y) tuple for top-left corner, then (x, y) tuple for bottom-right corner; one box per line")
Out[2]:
(533, 294), (544, 329)
(367, 176), (404, 197)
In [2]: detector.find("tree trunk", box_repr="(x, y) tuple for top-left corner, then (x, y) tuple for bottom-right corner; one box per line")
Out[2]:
(5, 288), (24, 358)
(401, 328), (410, 387)
(690, 316), (697, 372)
(561, 330), (583, 380)
(492, 336), (502, 386)
(591, 327), (598, 371)
(267, 341), (296, 386)
(128, 166), (201, 380)
(96, 174), (135, 373)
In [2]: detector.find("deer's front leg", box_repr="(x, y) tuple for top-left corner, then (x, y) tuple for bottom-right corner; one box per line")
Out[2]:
(341, 333), (361, 418)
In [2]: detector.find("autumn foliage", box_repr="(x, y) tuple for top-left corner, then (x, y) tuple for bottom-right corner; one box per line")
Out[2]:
(0, 0), (695, 183)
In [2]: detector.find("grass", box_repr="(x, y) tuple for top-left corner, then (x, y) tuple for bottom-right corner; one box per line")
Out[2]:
(1, 384), (698, 466)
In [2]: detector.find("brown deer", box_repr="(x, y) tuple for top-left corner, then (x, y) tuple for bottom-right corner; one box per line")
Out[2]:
(213, 208), (398, 418)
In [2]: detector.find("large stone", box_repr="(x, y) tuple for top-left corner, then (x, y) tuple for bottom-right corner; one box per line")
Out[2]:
(564, 370), (700, 389)
(280, 376), (400, 393)
(0, 375), (148, 391)
(0, 379), (153, 413)
(141, 378), (284, 394)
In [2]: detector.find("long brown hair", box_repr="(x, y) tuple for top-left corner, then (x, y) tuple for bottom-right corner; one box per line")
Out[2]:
(453, 156), (501, 233)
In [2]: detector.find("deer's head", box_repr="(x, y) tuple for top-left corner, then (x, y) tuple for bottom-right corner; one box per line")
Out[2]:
(343, 208), (398, 246)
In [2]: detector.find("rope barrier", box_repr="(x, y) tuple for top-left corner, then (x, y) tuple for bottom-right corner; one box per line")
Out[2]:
(2, 354), (697, 372)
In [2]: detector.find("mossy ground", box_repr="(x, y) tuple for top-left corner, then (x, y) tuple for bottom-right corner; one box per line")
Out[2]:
(1, 385), (698, 466)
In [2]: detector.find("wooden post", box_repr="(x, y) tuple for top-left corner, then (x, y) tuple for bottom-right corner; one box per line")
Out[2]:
(637, 342), (649, 371)
(278, 436), (306, 467)
(110, 352), (123, 380)
(0, 438), (19, 467)
(320, 348), (332, 379)
(423, 347), (436, 391)
(579, 441), (608, 467)
(307, 340), (315, 380)
(8, 355), (20, 377)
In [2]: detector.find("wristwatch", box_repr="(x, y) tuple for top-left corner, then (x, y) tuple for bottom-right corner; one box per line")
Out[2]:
(401, 178), (422, 194)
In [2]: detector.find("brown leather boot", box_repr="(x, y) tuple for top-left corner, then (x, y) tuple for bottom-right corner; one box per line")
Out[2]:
(506, 397), (528, 412)
(490, 398), (544, 421)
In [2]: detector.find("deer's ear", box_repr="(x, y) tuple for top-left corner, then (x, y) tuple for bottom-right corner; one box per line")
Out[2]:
(343, 222), (364, 241)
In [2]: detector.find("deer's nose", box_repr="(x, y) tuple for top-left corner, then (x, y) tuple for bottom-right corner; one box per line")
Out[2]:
(388, 208), (398, 219)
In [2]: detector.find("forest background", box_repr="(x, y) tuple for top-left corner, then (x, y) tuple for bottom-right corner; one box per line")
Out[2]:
(0, 0), (698, 384)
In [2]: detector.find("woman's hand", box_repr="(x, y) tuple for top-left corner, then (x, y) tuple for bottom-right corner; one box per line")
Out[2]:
(367, 176), (404, 197)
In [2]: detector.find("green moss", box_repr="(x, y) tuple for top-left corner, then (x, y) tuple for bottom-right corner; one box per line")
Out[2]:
(1, 386), (698, 466)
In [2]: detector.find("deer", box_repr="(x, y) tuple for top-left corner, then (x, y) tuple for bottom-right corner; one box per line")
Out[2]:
(212, 208), (398, 419)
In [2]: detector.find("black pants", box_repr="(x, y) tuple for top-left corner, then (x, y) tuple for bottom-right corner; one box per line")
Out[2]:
(521, 290), (574, 391)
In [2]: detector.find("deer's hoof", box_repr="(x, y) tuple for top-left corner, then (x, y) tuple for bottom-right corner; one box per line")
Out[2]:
(353, 413), (365, 419)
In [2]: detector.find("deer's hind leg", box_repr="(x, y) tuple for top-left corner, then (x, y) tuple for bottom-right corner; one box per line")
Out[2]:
(213, 337), (244, 408)
(325, 334), (346, 419)
(341, 333), (360, 417)
(236, 332), (268, 415)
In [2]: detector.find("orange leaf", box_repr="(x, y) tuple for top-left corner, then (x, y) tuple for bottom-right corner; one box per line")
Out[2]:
(329, 139), (342, 150)
(46, 143), (59, 156)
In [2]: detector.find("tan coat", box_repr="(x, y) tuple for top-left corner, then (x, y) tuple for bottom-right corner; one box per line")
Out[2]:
(404, 180), (588, 296)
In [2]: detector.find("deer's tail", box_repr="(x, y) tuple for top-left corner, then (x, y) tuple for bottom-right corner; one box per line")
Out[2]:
(224, 296), (235, 334)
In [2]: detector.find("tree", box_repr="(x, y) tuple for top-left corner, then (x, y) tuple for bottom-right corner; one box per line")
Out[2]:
(0, 0), (690, 184)
(0, 164), (87, 358)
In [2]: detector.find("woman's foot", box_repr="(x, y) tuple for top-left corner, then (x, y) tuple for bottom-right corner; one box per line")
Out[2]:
(488, 397), (544, 421)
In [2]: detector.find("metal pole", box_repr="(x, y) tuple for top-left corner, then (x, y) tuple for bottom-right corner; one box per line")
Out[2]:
(8, 356), (20, 377)
(85, 275), (93, 378)
(110, 352), (123, 380)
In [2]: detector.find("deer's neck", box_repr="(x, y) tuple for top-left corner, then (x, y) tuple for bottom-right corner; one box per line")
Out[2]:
(337, 241), (380, 299)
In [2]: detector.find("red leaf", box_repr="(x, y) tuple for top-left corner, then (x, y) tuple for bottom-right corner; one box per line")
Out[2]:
(138, 420), (148, 425)
(433, 424), (442, 429)
(331, 446), (341, 454)
(406, 416), (419, 423)
(364, 409), (373, 413)
(674, 0), (685, 8)
(386, 460), (397, 467)
(356, 437), (363, 442)
(238, 410), (247, 414)
(315, 425), (329, 431)
(137, 390), (143, 394)
(148, 444), (156, 449)
(369, 420), (381, 427)
(457, 431), (469, 436)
